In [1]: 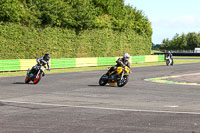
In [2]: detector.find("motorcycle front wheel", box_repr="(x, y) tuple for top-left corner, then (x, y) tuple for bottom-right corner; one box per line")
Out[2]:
(33, 73), (42, 84)
(171, 59), (174, 66)
(117, 76), (128, 87)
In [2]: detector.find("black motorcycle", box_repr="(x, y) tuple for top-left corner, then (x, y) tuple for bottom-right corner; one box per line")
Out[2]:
(25, 60), (47, 84)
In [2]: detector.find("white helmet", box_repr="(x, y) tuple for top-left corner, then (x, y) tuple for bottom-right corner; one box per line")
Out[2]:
(123, 53), (130, 59)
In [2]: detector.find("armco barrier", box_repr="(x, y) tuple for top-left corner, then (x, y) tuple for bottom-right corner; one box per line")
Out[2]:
(158, 55), (165, 61)
(145, 55), (159, 62)
(51, 58), (76, 69)
(76, 58), (97, 67)
(20, 59), (36, 70)
(97, 57), (116, 66)
(0, 59), (20, 71)
(132, 56), (145, 63)
(0, 55), (165, 72)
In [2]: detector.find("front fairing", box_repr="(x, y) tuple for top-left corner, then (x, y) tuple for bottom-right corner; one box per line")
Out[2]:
(116, 67), (123, 74)
(124, 66), (130, 73)
(116, 66), (130, 75)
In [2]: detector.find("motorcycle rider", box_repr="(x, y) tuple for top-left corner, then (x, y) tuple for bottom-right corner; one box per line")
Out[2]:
(35, 53), (51, 76)
(166, 51), (172, 58)
(106, 53), (130, 75)
(166, 51), (173, 65)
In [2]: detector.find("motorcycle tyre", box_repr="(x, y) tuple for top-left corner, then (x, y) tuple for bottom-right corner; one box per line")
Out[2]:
(117, 76), (128, 87)
(33, 73), (42, 84)
(166, 60), (169, 66)
(99, 74), (108, 86)
(25, 77), (30, 84)
(171, 59), (174, 66)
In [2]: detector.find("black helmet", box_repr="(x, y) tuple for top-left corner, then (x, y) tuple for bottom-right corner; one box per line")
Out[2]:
(44, 53), (50, 61)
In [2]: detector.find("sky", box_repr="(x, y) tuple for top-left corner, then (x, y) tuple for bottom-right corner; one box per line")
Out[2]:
(124, 0), (200, 44)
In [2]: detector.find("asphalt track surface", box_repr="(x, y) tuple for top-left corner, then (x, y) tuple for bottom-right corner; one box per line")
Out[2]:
(1, 63), (200, 133)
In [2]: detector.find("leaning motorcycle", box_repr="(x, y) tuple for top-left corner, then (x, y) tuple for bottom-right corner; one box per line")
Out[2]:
(99, 66), (130, 87)
(25, 60), (47, 84)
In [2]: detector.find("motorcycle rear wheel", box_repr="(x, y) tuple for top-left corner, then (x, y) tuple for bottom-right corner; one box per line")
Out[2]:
(25, 77), (30, 84)
(99, 74), (108, 86)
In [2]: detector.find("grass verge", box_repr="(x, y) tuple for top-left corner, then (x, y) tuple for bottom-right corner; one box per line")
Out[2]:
(0, 59), (199, 77)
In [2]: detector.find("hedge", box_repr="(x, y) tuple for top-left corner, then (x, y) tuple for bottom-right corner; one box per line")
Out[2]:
(0, 23), (152, 59)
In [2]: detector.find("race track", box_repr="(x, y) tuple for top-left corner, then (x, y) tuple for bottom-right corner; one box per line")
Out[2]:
(1, 63), (200, 133)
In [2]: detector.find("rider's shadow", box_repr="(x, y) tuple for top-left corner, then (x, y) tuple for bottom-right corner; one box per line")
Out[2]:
(88, 85), (117, 87)
(12, 82), (34, 85)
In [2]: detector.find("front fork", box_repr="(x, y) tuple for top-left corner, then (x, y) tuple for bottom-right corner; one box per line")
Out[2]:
(36, 69), (44, 79)
(120, 71), (124, 81)
(27, 68), (30, 75)
(26, 69), (31, 78)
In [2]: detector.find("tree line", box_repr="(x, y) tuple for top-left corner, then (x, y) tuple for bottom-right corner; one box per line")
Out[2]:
(0, 0), (152, 36)
(160, 32), (200, 50)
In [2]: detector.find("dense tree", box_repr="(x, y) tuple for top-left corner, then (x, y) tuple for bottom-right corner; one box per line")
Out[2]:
(160, 32), (200, 50)
(0, 0), (152, 36)
(0, 0), (26, 22)
(152, 43), (161, 50)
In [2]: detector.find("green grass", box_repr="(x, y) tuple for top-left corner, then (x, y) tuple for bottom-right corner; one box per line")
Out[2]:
(0, 59), (199, 77)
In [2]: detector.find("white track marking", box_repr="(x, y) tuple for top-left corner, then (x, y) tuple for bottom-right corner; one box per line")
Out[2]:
(0, 100), (200, 115)
(164, 105), (179, 108)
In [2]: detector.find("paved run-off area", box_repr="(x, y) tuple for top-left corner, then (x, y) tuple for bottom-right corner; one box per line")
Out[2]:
(0, 63), (200, 133)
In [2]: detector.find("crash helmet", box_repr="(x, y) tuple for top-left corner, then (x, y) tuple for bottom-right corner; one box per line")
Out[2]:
(44, 53), (50, 61)
(123, 53), (130, 60)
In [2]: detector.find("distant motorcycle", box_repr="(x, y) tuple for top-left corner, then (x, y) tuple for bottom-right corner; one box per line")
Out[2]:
(99, 66), (130, 87)
(166, 56), (173, 66)
(25, 60), (47, 84)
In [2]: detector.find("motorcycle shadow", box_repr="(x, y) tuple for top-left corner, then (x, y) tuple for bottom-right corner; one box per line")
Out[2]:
(13, 82), (35, 85)
(88, 85), (117, 87)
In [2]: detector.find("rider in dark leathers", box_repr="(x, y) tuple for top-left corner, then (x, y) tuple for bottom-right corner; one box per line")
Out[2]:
(106, 53), (130, 75)
(29, 53), (51, 76)
(166, 51), (173, 65)
(166, 51), (172, 59)
(36, 53), (51, 70)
